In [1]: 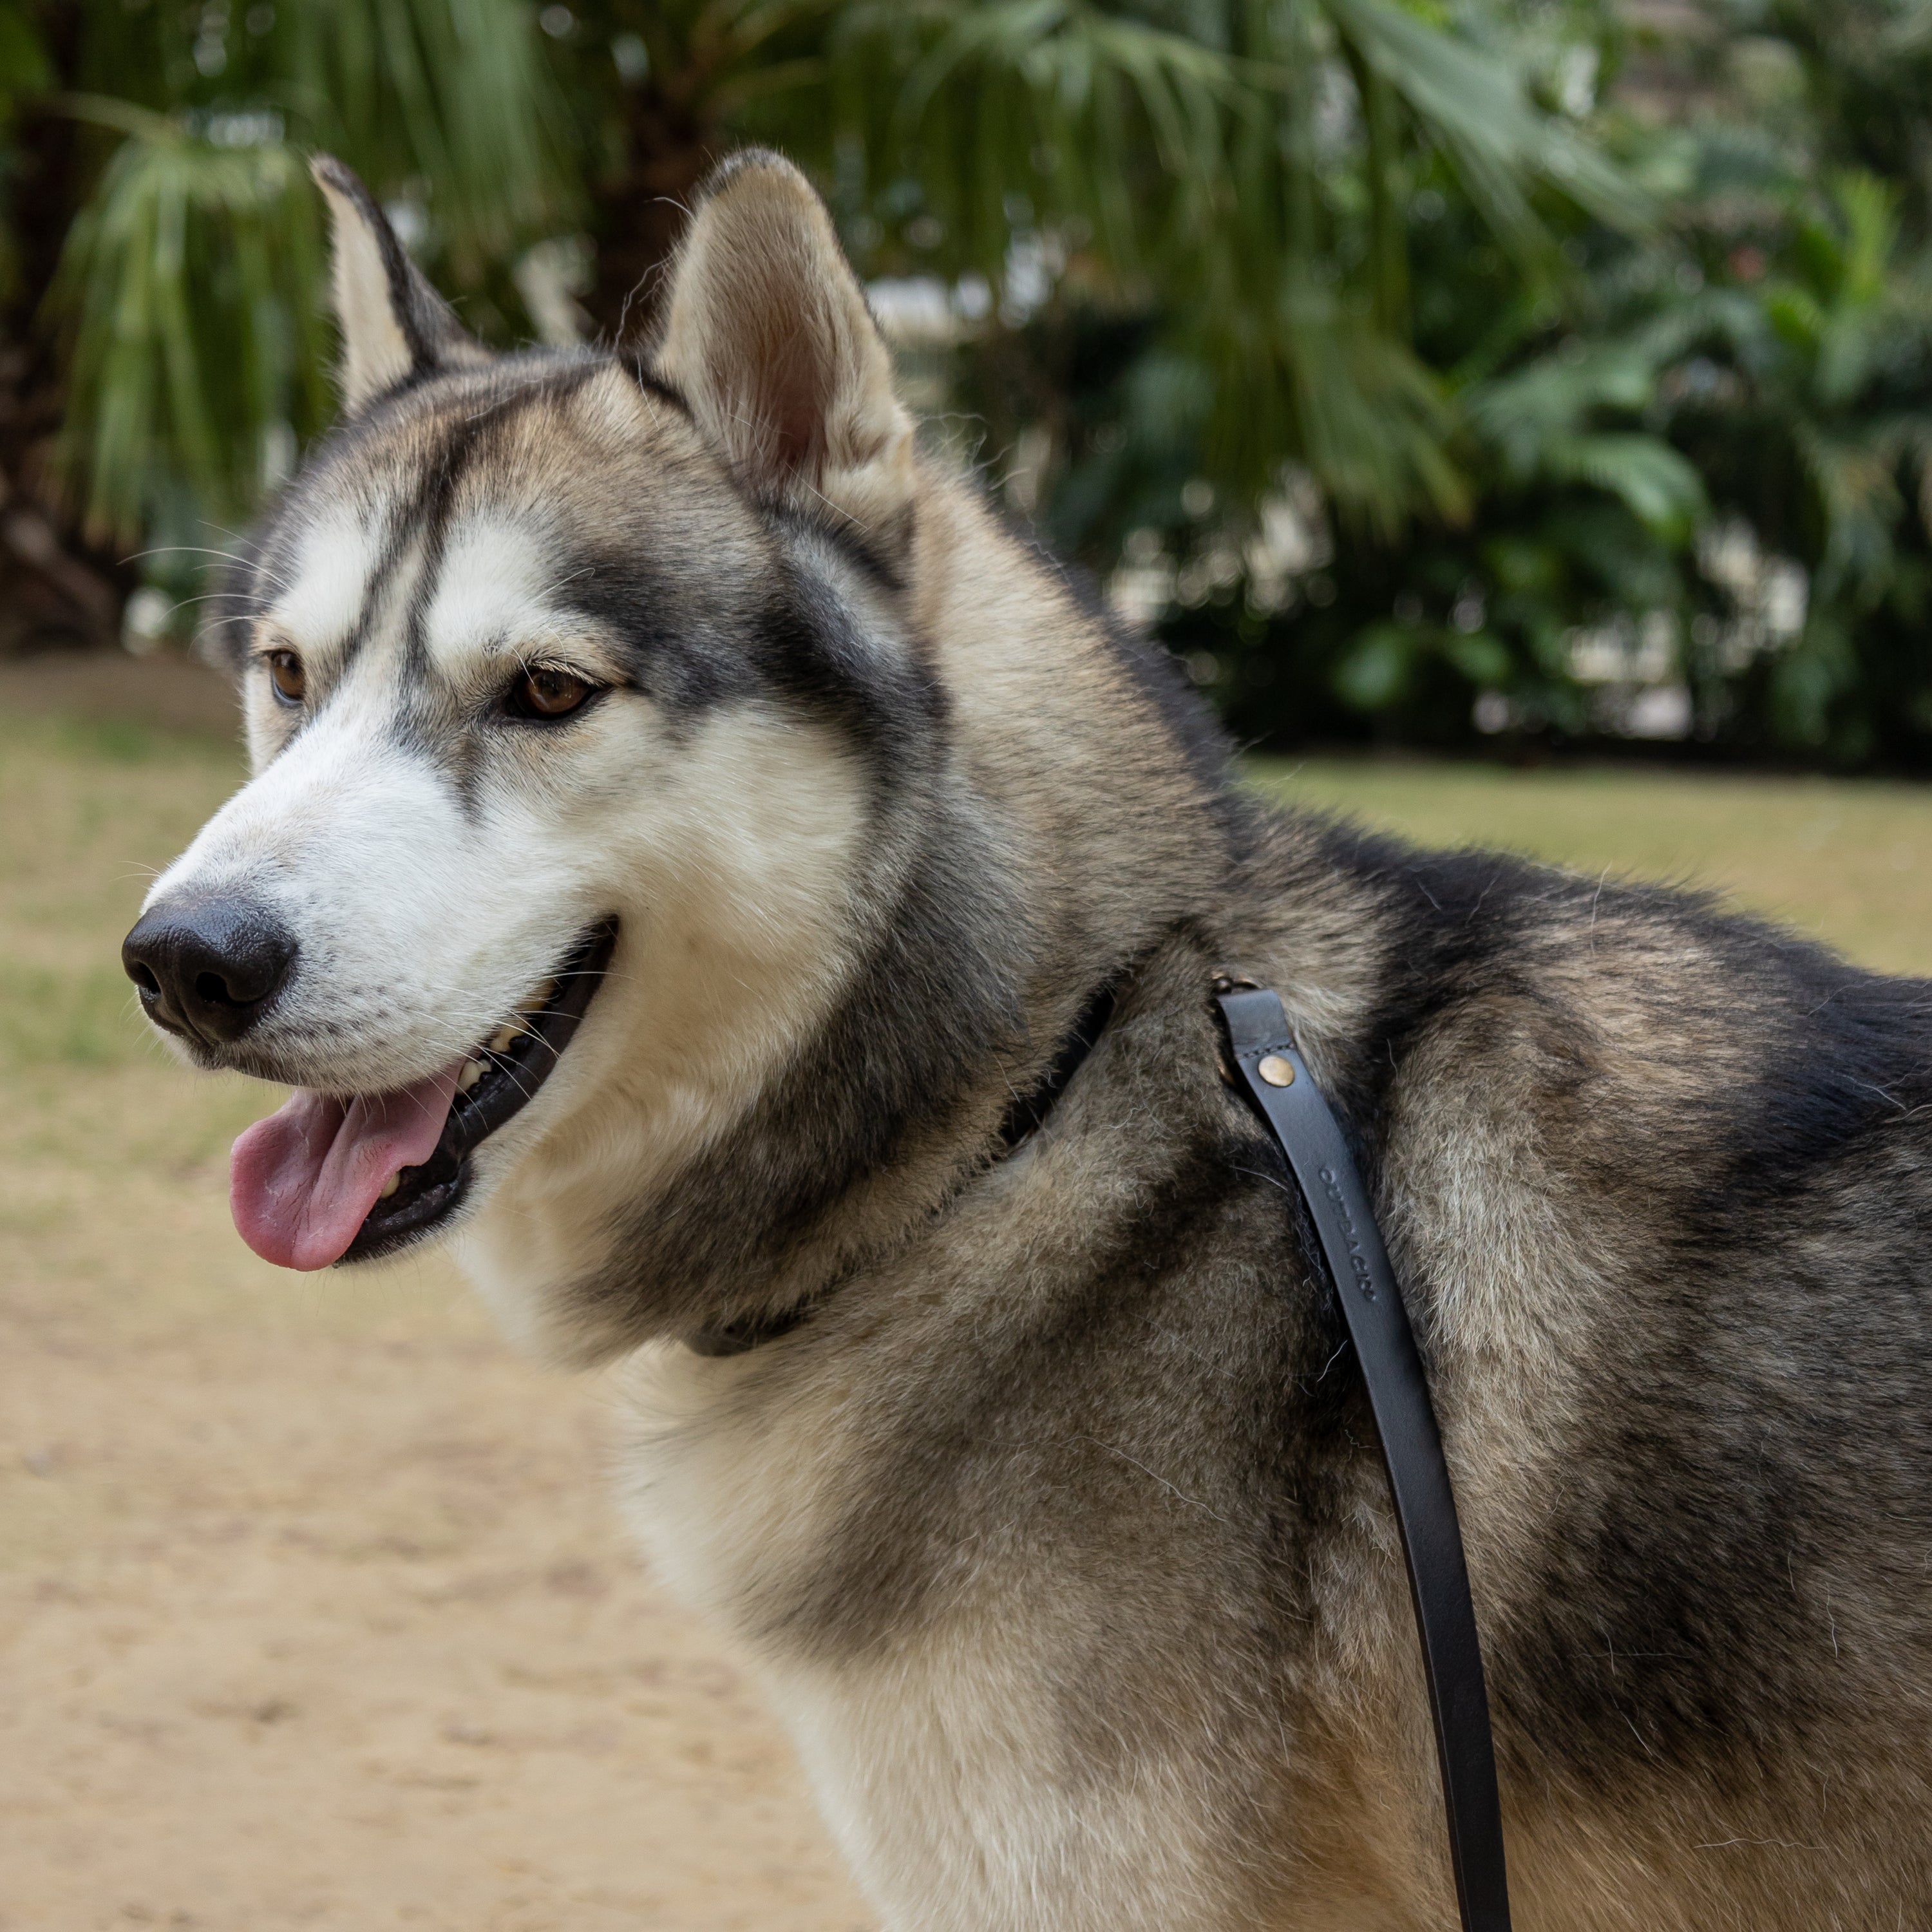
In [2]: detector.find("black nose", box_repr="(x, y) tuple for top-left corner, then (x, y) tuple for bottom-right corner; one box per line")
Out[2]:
(122, 895), (298, 1045)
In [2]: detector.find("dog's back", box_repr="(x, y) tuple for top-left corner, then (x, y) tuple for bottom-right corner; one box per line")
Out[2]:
(1237, 818), (1932, 1925)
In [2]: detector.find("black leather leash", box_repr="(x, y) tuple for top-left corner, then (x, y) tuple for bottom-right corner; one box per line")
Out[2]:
(688, 967), (1511, 1929)
(1216, 978), (1512, 1932)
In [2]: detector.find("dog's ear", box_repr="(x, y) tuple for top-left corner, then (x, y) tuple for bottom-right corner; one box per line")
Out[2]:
(310, 154), (489, 413)
(655, 149), (914, 534)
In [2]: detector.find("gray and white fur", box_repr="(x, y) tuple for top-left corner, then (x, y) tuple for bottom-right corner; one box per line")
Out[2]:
(130, 149), (1932, 1930)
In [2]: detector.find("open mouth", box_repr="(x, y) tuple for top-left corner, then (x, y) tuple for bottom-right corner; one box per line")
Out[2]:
(229, 920), (618, 1271)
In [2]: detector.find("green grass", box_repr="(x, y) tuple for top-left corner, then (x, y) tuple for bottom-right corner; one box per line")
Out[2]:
(0, 700), (276, 1174)
(1247, 755), (1932, 977)
(0, 668), (468, 1355)
(0, 961), (146, 1068)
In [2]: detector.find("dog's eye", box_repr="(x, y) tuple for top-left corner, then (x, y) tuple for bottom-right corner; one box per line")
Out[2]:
(507, 665), (596, 720)
(267, 650), (306, 705)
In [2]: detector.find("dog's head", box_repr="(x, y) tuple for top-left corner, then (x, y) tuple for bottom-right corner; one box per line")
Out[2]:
(123, 149), (941, 1277)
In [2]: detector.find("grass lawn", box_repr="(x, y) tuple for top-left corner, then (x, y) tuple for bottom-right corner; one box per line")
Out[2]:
(1, 656), (1925, 1177)
(1, 652), (1925, 1219)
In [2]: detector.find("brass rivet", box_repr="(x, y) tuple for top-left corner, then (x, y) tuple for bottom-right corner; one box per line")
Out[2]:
(1257, 1054), (1295, 1088)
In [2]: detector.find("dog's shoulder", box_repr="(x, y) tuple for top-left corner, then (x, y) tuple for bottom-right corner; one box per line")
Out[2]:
(1226, 808), (1932, 1817)
(1239, 805), (1932, 1202)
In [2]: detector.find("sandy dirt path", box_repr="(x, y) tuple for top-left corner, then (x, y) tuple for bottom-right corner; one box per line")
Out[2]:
(0, 1217), (873, 1932)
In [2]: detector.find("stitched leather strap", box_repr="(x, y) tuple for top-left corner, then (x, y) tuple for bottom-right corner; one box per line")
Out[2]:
(1216, 985), (1511, 1932)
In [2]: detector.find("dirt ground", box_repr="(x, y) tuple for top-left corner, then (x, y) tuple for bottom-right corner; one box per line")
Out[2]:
(3, 650), (1928, 1931)
(0, 1244), (873, 1932)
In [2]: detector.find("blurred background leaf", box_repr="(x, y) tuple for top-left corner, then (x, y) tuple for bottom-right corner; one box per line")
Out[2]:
(3, 0), (1931, 772)
(46, 100), (327, 550)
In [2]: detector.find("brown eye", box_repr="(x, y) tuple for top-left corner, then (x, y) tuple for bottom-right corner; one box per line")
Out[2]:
(509, 665), (596, 720)
(267, 650), (306, 705)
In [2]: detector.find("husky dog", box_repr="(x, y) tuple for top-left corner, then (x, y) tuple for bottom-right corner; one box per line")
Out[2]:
(123, 149), (1932, 1931)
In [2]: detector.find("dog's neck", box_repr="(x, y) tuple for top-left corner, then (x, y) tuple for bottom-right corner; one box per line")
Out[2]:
(464, 467), (1236, 1365)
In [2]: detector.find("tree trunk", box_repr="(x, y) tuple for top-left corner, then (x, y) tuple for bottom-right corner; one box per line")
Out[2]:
(1, 19), (130, 654)
(580, 83), (719, 346)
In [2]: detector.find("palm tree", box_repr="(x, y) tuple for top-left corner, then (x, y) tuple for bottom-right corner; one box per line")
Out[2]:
(0, 0), (1638, 652)
(558, 1), (1650, 529)
(1, 0), (568, 647)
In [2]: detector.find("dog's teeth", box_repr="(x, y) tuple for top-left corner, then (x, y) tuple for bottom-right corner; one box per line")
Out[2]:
(487, 1021), (520, 1055)
(458, 1059), (484, 1092)
(379, 1171), (401, 1199)
(517, 978), (557, 1014)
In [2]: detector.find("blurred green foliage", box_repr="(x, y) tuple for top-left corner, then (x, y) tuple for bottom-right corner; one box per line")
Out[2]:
(3, 0), (1931, 768)
(1103, 3), (1932, 769)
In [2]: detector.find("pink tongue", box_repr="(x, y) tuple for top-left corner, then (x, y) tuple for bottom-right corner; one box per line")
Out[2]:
(231, 1063), (465, 1271)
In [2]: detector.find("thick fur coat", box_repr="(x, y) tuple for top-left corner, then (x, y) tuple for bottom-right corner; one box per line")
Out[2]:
(131, 149), (1932, 1930)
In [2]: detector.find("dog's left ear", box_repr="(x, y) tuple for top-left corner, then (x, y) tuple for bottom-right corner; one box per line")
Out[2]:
(655, 149), (914, 535)
(310, 153), (490, 414)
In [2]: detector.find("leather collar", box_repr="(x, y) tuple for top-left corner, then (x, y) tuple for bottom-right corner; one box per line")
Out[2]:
(687, 980), (1119, 1358)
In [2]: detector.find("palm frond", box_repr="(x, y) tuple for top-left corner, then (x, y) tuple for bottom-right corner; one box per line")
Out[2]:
(37, 0), (570, 569)
(1542, 433), (1707, 536)
(278, 0), (574, 278)
(829, 0), (1647, 534)
(1323, 0), (1651, 247)
(44, 116), (327, 548)
(1258, 279), (1469, 533)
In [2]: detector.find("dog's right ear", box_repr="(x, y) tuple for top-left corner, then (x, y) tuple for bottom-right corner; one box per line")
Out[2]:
(654, 149), (914, 538)
(310, 155), (489, 414)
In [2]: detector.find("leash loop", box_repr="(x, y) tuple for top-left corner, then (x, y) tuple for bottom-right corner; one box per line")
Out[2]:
(1215, 982), (1511, 1932)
